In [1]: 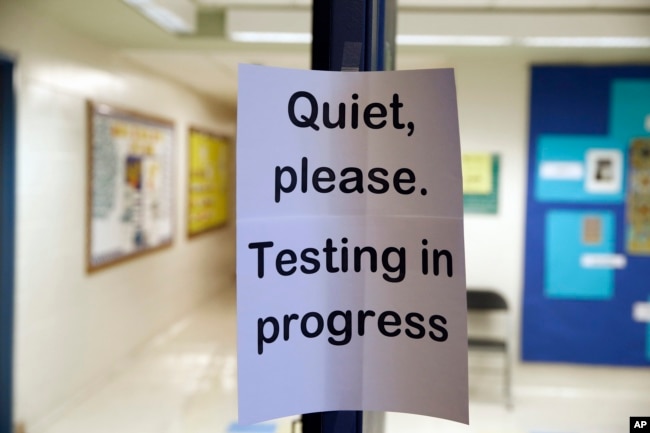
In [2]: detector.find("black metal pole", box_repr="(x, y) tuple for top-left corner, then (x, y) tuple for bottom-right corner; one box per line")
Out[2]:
(304, 1), (395, 432)
(0, 57), (16, 433)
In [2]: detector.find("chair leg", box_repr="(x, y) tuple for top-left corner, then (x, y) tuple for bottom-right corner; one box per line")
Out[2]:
(504, 344), (513, 409)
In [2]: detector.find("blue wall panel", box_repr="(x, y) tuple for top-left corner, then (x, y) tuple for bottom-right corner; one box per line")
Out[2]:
(523, 65), (650, 366)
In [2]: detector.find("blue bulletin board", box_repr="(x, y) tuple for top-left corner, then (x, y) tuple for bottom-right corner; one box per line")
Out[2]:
(523, 65), (650, 366)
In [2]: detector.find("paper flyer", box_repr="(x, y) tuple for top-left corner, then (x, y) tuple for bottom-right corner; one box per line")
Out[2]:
(236, 65), (468, 425)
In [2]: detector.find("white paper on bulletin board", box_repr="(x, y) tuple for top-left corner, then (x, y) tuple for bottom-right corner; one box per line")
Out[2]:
(236, 65), (468, 425)
(87, 102), (174, 271)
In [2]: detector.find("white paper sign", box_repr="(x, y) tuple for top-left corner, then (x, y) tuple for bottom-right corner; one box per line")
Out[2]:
(539, 161), (584, 180)
(580, 253), (627, 269)
(236, 65), (468, 425)
(632, 302), (650, 323)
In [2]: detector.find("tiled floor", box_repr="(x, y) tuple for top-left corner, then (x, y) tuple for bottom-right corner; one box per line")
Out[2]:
(40, 289), (650, 433)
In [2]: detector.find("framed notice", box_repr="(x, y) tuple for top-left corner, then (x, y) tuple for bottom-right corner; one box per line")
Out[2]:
(187, 127), (229, 236)
(86, 101), (175, 272)
(462, 153), (499, 214)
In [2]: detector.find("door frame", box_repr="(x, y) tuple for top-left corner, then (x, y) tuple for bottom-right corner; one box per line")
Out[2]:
(0, 54), (16, 433)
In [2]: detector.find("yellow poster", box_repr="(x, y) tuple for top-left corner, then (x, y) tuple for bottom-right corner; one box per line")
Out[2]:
(188, 128), (229, 236)
(461, 153), (493, 195)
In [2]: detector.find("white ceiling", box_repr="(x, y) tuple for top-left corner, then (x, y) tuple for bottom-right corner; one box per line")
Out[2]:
(20, 0), (650, 110)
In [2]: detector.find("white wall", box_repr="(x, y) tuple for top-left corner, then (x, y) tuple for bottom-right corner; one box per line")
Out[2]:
(0, 2), (236, 429)
(455, 56), (529, 297)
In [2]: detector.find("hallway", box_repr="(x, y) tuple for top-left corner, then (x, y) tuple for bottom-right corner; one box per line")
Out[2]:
(36, 289), (650, 433)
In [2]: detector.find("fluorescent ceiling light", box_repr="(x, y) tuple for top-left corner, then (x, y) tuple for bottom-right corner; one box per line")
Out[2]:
(230, 31), (312, 44)
(397, 35), (513, 46)
(124, 0), (197, 34)
(522, 36), (650, 48)
(229, 32), (513, 46)
(227, 31), (650, 49)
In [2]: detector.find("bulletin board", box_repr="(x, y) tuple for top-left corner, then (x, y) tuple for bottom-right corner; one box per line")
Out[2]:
(187, 127), (229, 236)
(86, 101), (174, 271)
(522, 65), (650, 366)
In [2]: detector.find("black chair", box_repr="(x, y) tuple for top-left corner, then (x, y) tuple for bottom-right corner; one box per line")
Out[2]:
(467, 289), (512, 407)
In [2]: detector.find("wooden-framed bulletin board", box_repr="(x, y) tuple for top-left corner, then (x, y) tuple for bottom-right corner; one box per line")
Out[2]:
(86, 101), (175, 272)
(187, 127), (229, 237)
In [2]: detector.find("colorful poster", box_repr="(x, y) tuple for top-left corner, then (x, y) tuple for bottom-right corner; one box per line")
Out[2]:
(627, 138), (650, 254)
(462, 153), (499, 214)
(237, 66), (468, 424)
(188, 128), (229, 236)
(87, 102), (174, 271)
